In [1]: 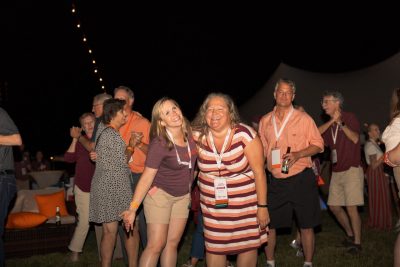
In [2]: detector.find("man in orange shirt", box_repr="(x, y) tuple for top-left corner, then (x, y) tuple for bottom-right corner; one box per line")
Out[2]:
(258, 78), (324, 267)
(114, 85), (151, 265)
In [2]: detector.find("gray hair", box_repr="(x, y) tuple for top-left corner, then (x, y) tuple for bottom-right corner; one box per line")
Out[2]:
(322, 90), (344, 107)
(274, 78), (296, 94)
(93, 93), (112, 104)
(114, 85), (134, 100)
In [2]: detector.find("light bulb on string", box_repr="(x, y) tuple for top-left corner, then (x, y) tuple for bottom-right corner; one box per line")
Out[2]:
(72, 8), (76, 13)
(88, 49), (92, 54)
(77, 24), (81, 28)
(94, 69), (98, 73)
(92, 60), (96, 64)
(83, 37), (87, 42)
(99, 78), (103, 82)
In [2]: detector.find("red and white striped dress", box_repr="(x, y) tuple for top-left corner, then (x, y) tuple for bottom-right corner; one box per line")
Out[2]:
(197, 123), (268, 255)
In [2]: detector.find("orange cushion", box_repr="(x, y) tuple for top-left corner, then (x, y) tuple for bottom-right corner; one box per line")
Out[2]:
(5, 212), (48, 229)
(34, 190), (69, 218)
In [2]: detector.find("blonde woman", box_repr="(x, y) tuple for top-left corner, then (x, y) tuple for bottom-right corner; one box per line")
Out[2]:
(122, 97), (197, 267)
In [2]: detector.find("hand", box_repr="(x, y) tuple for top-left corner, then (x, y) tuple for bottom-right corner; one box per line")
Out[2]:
(257, 207), (270, 230)
(282, 151), (301, 168)
(332, 110), (342, 124)
(89, 151), (97, 161)
(129, 131), (143, 147)
(120, 210), (136, 232)
(70, 126), (82, 139)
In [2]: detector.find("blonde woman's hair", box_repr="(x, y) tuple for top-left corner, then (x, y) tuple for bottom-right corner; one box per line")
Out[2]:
(191, 92), (241, 146)
(150, 97), (191, 149)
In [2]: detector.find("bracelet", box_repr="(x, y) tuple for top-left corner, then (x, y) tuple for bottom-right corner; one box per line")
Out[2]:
(384, 152), (398, 167)
(257, 204), (268, 208)
(126, 146), (134, 152)
(129, 200), (140, 210)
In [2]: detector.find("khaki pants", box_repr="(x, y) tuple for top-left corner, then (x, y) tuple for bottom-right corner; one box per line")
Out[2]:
(68, 185), (90, 252)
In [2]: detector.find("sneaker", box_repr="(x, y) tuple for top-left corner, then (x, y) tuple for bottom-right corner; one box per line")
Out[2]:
(289, 239), (301, 249)
(347, 244), (362, 255)
(296, 248), (304, 257)
(181, 261), (194, 267)
(340, 235), (355, 247)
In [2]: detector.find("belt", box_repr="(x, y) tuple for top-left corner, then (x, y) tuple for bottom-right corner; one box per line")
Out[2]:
(0, 170), (14, 175)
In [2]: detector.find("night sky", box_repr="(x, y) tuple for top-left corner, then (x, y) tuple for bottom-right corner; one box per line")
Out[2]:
(1, 3), (400, 157)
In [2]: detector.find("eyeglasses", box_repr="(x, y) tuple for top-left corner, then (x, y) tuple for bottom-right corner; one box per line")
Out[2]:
(92, 103), (102, 108)
(321, 99), (338, 105)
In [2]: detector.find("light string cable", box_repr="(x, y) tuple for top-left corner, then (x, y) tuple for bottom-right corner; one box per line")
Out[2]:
(71, 2), (106, 93)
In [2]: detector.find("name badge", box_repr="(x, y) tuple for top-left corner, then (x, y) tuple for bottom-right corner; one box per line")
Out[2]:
(214, 178), (228, 208)
(331, 148), (338, 164)
(271, 148), (281, 169)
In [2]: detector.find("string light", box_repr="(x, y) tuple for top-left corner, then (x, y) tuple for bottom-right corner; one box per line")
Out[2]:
(71, 2), (106, 93)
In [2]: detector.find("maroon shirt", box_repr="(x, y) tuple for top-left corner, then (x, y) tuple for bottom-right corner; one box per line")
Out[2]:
(64, 135), (95, 192)
(322, 111), (361, 172)
(146, 136), (197, 197)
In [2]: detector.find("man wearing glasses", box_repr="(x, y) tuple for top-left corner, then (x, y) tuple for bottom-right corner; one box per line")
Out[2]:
(318, 91), (363, 255)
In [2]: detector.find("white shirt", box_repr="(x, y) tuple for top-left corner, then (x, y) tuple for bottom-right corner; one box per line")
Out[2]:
(364, 140), (383, 165)
(382, 117), (400, 151)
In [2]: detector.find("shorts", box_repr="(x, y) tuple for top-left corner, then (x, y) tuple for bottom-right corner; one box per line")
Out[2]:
(143, 187), (190, 224)
(328, 166), (364, 206)
(268, 168), (321, 229)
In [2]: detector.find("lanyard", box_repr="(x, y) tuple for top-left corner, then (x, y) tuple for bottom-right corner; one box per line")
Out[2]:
(272, 106), (294, 143)
(331, 124), (339, 145)
(209, 128), (231, 169)
(166, 129), (192, 169)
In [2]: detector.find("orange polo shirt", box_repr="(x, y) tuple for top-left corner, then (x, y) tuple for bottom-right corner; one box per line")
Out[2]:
(119, 111), (151, 173)
(258, 107), (324, 178)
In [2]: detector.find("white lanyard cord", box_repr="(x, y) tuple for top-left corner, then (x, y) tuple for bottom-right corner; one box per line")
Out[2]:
(272, 106), (294, 143)
(166, 129), (192, 169)
(331, 124), (339, 145)
(209, 128), (232, 169)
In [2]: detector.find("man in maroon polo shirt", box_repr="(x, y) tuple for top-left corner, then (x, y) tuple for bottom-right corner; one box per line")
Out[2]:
(319, 90), (364, 255)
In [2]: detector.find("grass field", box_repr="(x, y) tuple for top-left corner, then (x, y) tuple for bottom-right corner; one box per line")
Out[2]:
(5, 209), (396, 267)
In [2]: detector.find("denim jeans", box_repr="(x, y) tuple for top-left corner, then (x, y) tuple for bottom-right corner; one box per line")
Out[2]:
(0, 173), (17, 266)
(190, 212), (205, 260)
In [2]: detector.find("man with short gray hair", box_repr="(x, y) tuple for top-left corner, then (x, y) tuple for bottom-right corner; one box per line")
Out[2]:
(319, 90), (363, 254)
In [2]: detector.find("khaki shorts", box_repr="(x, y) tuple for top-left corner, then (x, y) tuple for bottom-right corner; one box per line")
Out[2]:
(143, 187), (190, 224)
(328, 166), (364, 206)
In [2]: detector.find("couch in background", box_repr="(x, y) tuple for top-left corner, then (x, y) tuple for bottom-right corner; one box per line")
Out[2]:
(4, 188), (76, 258)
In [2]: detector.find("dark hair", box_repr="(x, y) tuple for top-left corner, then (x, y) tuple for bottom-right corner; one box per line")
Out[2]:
(102, 99), (125, 124)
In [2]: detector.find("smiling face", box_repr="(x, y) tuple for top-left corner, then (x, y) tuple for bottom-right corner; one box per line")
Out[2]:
(111, 109), (127, 129)
(80, 114), (95, 136)
(321, 95), (340, 116)
(274, 81), (295, 108)
(159, 99), (183, 129)
(205, 96), (230, 132)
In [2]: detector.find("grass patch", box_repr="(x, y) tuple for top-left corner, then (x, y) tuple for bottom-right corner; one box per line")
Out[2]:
(6, 210), (396, 267)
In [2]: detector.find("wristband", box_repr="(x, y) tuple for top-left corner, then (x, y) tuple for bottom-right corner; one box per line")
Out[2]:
(384, 152), (398, 167)
(257, 204), (268, 208)
(129, 200), (139, 210)
(126, 146), (134, 152)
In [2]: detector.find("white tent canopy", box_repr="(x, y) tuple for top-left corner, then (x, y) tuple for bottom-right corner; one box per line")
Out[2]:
(239, 52), (400, 129)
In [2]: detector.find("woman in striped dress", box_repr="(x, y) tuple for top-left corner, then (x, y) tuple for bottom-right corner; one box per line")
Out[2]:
(192, 93), (269, 267)
(364, 123), (392, 230)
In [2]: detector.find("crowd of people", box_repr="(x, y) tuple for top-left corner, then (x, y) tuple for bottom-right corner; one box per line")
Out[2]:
(2, 81), (400, 267)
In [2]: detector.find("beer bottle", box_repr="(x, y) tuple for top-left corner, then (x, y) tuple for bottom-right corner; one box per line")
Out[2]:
(281, 147), (291, 174)
(55, 206), (61, 226)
